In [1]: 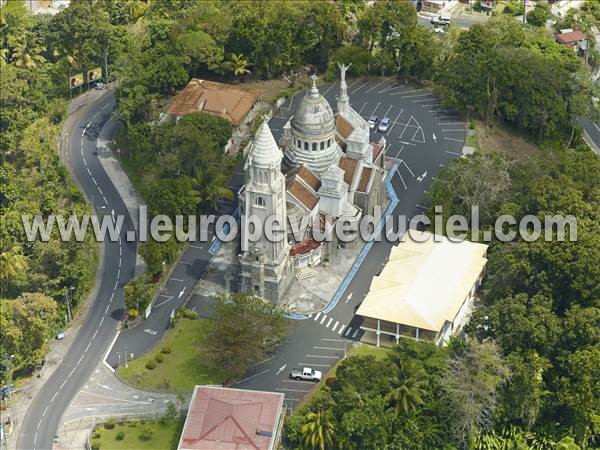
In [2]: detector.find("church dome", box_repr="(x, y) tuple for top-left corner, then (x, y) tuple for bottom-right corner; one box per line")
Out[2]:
(251, 122), (282, 168)
(291, 77), (335, 137)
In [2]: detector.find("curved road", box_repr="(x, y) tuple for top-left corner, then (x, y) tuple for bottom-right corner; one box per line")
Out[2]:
(18, 91), (136, 450)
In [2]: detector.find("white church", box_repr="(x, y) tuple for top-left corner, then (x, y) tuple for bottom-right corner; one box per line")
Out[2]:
(237, 65), (387, 302)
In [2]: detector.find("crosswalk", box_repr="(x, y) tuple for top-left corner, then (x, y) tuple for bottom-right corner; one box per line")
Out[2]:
(307, 312), (363, 339)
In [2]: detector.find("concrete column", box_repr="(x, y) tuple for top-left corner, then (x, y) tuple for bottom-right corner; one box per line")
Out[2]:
(395, 323), (399, 344)
(415, 327), (419, 341)
(376, 319), (381, 347)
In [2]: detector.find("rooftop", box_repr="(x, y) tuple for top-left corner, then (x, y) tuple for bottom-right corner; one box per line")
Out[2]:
(167, 79), (260, 126)
(555, 30), (587, 44)
(178, 386), (284, 450)
(356, 232), (488, 332)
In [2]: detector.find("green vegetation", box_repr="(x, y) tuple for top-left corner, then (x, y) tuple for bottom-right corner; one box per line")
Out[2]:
(117, 318), (231, 392)
(205, 293), (290, 379)
(91, 419), (183, 450)
(426, 146), (600, 447)
(1, 0), (98, 375)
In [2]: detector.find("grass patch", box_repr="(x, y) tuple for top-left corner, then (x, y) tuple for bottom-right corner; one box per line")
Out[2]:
(117, 318), (232, 393)
(325, 343), (390, 378)
(92, 419), (183, 450)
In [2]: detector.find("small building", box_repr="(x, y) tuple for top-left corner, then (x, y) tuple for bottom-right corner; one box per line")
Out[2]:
(167, 79), (260, 126)
(356, 232), (488, 347)
(555, 30), (587, 50)
(177, 386), (285, 450)
(421, 0), (450, 13)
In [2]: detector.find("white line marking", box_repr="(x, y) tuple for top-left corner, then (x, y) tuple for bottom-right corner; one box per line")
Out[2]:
(102, 330), (120, 373)
(338, 325), (346, 335)
(445, 150), (462, 156)
(357, 102), (368, 115)
(332, 321), (339, 332)
(351, 80), (370, 93)
(401, 160), (415, 177)
(300, 363), (332, 368)
(305, 354), (339, 359)
(352, 329), (360, 338)
(314, 346), (344, 351)
(86, 167), (92, 175)
(235, 369), (269, 384)
(276, 388), (310, 393)
(442, 129), (464, 132)
(320, 314), (327, 324)
(365, 80), (385, 93)
(325, 318), (333, 328)
(170, 278), (184, 282)
(369, 102), (381, 118)
(444, 137), (464, 142)
(322, 82), (336, 95)
(314, 312), (321, 321)
(439, 122), (464, 126)
(386, 109), (404, 135)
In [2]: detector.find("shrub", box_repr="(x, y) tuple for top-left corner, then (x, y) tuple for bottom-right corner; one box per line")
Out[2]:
(145, 360), (157, 370)
(182, 308), (198, 319)
(154, 354), (164, 363)
(104, 419), (116, 430)
(161, 346), (171, 354)
(90, 439), (101, 450)
(128, 419), (138, 428)
(139, 426), (153, 441)
(92, 432), (101, 439)
(115, 431), (125, 441)
(128, 308), (139, 319)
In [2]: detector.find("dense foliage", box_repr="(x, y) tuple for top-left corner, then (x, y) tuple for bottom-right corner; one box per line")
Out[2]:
(1, 1), (98, 373)
(204, 293), (289, 379)
(426, 146), (600, 447)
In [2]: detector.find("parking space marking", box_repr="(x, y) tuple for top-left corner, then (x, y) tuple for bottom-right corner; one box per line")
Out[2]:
(442, 129), (464, 132)
(314, 346), (344, 351)
(305, 354), (340, 359)
(439, 122), (464, 126)
(389, 88), (423, 96)
(365, 80), (385, 94)
(386, 109), (404, 135)
(350, 80), (370, 94)
(445, 150), (462, 156)
(381, 104), (393, 120)
(283, 379), (318, 385)
(357, 102), (368, 115)
(321, 82), (336, 95)
(377, 82), (400, 94)
(444, 137), (463, 142)
(368, 102), (381, 118)
(401, 160), (415, 177)
(413, 98), (436, 103)
(300, 363), (332, 368)
(276, 388), (310, 393)
(402, 93), (433, 99)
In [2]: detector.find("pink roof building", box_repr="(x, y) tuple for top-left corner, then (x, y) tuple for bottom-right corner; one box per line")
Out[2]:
(177, 386), (285, 450)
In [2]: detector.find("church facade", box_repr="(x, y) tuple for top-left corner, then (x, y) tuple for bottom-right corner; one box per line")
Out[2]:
(238, 65), (387, 302)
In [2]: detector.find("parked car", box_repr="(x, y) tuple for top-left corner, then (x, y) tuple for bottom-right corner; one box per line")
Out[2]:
(1, 385), (16, 399)
(430, 15), (451, 26)
(95, 82), (106, 90)
(289, 367), (322, 381)
(368, 115), (379, 129)
(378, 117), (391, 132)
(56, 331), (65, 340)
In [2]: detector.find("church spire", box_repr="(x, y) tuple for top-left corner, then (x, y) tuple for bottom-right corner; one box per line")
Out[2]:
(337, 62), (351, 114)
(308, 73), (320, 99)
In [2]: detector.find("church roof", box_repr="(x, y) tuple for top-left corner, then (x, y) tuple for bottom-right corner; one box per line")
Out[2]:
(290, 78), (335, 137)
(338, 156), (359, 186)
(287, 178), (319, 211)
(286, 165), (321, 192)
(336, 115), (354, 140)
(357, 167), (373, 193)
(251, 123), (282, 167)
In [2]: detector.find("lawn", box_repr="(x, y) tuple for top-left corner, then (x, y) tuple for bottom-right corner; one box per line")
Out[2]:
(326, 343), (391, 378)
(117, 318), (232, 393)
(91, 419), (183, 450)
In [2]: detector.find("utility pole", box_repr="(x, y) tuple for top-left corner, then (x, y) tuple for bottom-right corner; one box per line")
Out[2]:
(523, 0), (527, 24)
(65, 285), (74, 321)
(104, 47), (109, 82)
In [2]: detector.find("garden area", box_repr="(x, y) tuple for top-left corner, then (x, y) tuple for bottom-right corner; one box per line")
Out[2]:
(116, 316), (231, 392)
(90, 417), (183, 450)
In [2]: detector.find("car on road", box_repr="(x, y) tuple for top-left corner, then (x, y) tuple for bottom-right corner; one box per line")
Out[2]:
(368, 115), (379, 129)
(95, 82), (106, 90)
(290, 367), (322, 381)
(430, 15), (451, 26)
(378, 117), (391, 132)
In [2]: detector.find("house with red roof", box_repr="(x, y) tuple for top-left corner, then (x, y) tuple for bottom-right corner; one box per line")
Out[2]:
(177, 386), (285, 450)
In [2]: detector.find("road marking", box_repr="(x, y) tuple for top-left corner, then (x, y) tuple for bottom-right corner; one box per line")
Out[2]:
(357, 101), (368, 115)
(344, 327), (353, 336)
(283, 379), (317, 385)
(86, 167), (92, 175)
(386, 109), (404, 135)
(389, 88), (423, 96)
(417, 171), (428, 183)
(92, 329), (99, 340)
(350, 80), (370, 94)
(445, 150), (462, 156)
(338, 325), (346, 335)
(51, 392), (58, 402)
(321, 338), (345, 342)
(322, 82), (336, 95)
(369, 102), (381, 118)
(332, 321), (339, 332)
(399, 140), (416, 146)
(178, 287), (186, 298)
(305, 354), (339, 359)
(397, 170), (408, 190)
(170, 278), (184, 282)
(249, 356), (275, 368)
(402, 93), (432, 99)
(326, 318), (333, 328)
(313, 312), (321, 321)
(442, 129), (464, 132)
(345, 292), (353, 303)
(102, 330), (120, 373)
(320, 314), (327, 324)
(276, 388), (310, 393)
(235, 369), (269, 385)
(190, 245), (204, 249)
(275, 363), (287, 375)
(314, 346), (344, 351)
(98, 384), (113, 391)
(439, 122), (463, 126)
(416, 204), (428, 209)
(352, 329), (360, 338)
(300, 362), (331, 368)
(365, 80), (385, 93)
(444, 137), (463, 142)
(401, 160), (415, 177)
(413, 98), (436, 102)
(308, 313), (313, 318)
(180, 261), (193, 265)
(42, 406), (48, 417)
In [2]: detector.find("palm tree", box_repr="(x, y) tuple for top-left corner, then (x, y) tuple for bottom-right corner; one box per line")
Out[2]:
(11, 34), (46, 69)
(0, 246), (28, 281)
(125, 0), (149, 22)
(301, 408), (336, 450)
(191, 167), (233, 214)
(228, 53), (252, 78)
(387, 361), (427, 414)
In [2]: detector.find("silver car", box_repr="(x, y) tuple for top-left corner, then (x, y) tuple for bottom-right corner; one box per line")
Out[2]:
(378, 117), (391, 132)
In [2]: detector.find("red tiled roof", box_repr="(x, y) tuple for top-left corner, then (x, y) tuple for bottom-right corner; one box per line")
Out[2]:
(286, 165), (321, 191)
(336, 115), (354, 139)
(371, 141), (384, 162)
(338, 156), (359, 186)
(168, 79), (260, 126)
(287, 178), (319, 210)
(357, 167), (372, 193)
(178, 386), (284, 450)
(555, 31), (586, 44)
(290, 239), (321, 256)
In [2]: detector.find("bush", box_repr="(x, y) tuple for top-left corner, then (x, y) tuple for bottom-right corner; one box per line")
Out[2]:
(128, 308), (139, 319)
(115, 431), (125, 441)
(92, 432), (101, 439)
(90, 439), (101, 450)
(161, 346), (171, 354)
(145, 360), (157, 370)
(104, 419), (116, 430)
(154, 354), (164, 363)
(182, 308), (198, 319)
(139, 426), (153, 441)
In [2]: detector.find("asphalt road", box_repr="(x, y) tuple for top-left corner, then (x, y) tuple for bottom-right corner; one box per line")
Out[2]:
(579, 117), (600, 155)
(18, 92), (137, 450)
(235, 79), (465, 410)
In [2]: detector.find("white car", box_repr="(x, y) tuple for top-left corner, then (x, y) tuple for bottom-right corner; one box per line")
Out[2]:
(368, 115), (379, 129)
(431, 15), (451, 26)
(56, 331), (65, 340)
(290, 367), (322, 381)
(378, 117), (391, 132)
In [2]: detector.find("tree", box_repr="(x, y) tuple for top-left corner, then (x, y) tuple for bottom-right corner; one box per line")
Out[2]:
(526, 4), (550, 27)
(227, 52), (251, 78)
(301, 408), (336, 450)
(386, 361), (427, 414)
(204, 293), (288, 378)
(123, 275), (154, 311)
(442, 340), (511, 448)
(191, 166), (233, 214)
(176, 31), (223, 76)
(11, 33), (46, 69)
(0, 246), (29, 281)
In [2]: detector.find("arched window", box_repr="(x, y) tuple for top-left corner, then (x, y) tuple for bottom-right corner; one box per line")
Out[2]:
(297, 139), (301, 148)
(304, 142), (309, 150)
(327, 139), (331, 147)
(312, 142), (317, 151)
(255, 196), (265, 207)
(320, 141), (325, 150)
